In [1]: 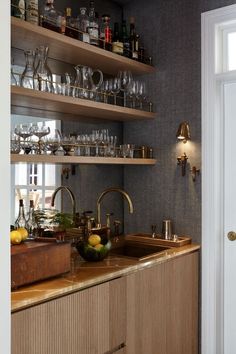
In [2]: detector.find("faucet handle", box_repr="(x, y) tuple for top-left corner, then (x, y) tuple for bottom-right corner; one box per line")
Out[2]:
(106, 213), (114, 228)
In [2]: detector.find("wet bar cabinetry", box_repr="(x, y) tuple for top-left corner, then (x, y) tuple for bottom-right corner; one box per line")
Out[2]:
(11, 251), (199, 354)
(11, 17), (156, 166)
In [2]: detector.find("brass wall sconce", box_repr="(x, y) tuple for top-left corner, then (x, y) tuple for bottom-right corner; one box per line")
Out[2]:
(177, 153), (188, 176)
(176, 122), (191, 143)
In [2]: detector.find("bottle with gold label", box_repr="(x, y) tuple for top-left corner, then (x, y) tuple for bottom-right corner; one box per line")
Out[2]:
(112, 22), (123, 55)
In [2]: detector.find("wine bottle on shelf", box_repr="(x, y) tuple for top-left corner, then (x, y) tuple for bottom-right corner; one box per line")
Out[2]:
(25, 0), (38, 25)
(88, 1), (99, 46)
(26, 200), (37, 239)
(121, 20), (130, 58)
(112, 22), (123, 55)
(15, 199), (27, 229)
(129, 17), (138, 60)
(100, 15), (112, 51)
(65, 7), (78, 39)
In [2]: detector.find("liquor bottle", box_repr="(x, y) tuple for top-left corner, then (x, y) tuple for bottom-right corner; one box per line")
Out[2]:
(25, 0), (38, 25)
(100, 15), (112, 51)
(112, 22), (123, 55)
(88, 1), (99, 46)
(121, 20), (130, 58)
(15, 199), (27, 229)
(41, 0), (64, 34)
(129, 17), (138, 60)
(26, 200), (37, 239)
(11, 0), (25, 20)
(65, 7), (79, 39)
(78, 7), (90, 43)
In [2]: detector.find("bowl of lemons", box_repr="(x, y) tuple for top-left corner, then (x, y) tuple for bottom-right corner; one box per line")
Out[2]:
(76, 234), (111, 262)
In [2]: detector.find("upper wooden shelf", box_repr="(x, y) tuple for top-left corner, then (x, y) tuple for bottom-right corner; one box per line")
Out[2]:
(11, 154), (157, 166)
(11, 86), (155, 122)
(11, 17), (155, 76)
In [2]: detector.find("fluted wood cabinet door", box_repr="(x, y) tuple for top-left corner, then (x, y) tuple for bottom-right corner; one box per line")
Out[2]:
(165, 252), (199, 354)
(126, 251), (199, 354)
(12, 277), (126, 354)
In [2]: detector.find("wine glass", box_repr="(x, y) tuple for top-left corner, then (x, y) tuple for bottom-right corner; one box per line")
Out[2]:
(117, 70), (133, 107)
(109, 77), (121, 105)
(137, 81), (147, 110)
(31, 123), (50, 154)
(100, 80), (110, 104)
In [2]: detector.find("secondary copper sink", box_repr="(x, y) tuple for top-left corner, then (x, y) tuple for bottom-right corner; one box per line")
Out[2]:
(110, 240), (171, 261)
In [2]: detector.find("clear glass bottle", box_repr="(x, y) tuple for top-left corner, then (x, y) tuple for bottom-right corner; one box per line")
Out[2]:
(88, 1), (99, 46)
(20, 50), (36, 89)
(41, 0), (63, 33)
(26, 200), (37, 239)
(15, 199), (27, 229)
(78, 7), (90, 43)
(65, 7), (78, 39)
(34, 46), (53, 93)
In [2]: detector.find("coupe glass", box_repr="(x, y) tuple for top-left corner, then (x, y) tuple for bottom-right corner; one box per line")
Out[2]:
(31, 123), (50, 154)
(14, 124), (34, 154)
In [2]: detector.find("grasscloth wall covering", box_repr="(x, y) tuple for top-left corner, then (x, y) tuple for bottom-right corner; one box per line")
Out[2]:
(59, 0), (236, 242)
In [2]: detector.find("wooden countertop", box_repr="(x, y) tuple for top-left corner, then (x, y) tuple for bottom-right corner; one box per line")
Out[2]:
(11, 243), (200, 313)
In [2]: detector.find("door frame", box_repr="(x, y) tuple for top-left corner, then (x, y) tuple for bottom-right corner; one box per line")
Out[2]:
(201, 4), (236, 354)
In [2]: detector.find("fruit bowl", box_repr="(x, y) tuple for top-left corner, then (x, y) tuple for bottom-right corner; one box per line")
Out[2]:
(76, 234), (111, 262)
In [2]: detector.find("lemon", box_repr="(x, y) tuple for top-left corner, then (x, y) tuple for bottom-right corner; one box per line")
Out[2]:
(10, 230), (22, 245)
(88, 234), (101, 247)
(17, 227), (28, 241)
(94, 243), (104, 251)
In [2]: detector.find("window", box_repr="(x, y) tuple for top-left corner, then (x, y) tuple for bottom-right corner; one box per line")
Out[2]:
(11, 116), (61, 224)
(228, 31), (236, 70)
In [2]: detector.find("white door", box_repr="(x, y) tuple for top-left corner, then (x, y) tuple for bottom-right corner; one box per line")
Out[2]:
(223, 82), (236, 353)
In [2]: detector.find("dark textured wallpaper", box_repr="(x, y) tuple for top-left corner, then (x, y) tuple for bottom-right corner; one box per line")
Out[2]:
(61, 0), (236, 242)
(122, 0), (236, 243)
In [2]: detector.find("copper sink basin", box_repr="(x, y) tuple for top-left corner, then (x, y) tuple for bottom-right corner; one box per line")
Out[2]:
(110, 240), (170, 261)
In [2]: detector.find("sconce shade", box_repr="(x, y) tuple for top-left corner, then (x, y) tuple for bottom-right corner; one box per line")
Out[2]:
(176, 122), (191, 142)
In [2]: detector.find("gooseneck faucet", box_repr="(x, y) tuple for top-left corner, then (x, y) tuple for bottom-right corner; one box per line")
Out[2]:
(96, 187), (134, 228)
(51, 186), (76, 222)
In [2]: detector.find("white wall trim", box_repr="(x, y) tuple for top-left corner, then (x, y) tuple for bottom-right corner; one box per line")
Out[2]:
(201, 4), (236, 354)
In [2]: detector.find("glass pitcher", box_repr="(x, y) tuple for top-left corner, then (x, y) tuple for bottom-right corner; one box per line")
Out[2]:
(73, 65), (103, 100)
(20, 50), (36, 90)
(34, 46), (54, 93)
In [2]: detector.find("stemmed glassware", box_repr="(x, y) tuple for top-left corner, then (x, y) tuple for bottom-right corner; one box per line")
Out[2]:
(31, 123), (50, 154)
(109, 77), (121, 105)
(118, 70), (133, 107)
(137, 81), (147, 110)
(14, 124), (34, 154)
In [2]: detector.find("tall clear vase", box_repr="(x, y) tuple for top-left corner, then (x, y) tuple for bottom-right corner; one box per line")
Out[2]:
(20, 50), (36, 89)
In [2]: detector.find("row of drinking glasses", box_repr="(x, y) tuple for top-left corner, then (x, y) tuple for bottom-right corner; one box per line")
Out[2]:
(11, 126), (136, 158)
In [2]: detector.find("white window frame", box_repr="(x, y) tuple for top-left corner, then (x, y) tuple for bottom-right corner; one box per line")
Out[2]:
(202, 4), (236, 354)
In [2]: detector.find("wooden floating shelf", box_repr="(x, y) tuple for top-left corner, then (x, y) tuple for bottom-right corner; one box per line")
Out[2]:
(11, 86), (155, 122)
(11, 17), (155, 76)
(11, 154), (157, 165)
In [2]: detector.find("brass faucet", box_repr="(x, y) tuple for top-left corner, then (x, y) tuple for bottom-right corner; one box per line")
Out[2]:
(96, 187), (134, 228)
(51, 186), (76, 222)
